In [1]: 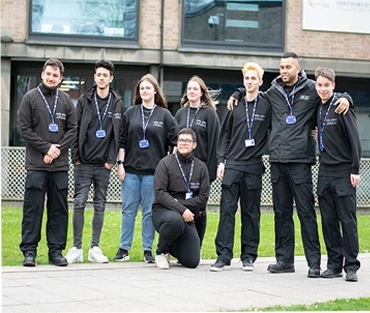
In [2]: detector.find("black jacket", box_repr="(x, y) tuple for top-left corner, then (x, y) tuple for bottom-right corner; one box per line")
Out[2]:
(233, 70), (353, 165)
(218, 93), (271, 170)
(175, 106), (220, 182)
(18, 83), (77, 171)
(152, 152), (210, 216)
(120, 105), (179, 175)
(71, 85), (124, 164)
(317, 94), (361, 175)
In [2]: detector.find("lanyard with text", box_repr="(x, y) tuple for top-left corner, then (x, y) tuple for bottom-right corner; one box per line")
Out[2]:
(139, 104), (156, 148)
(186, 103), (201, 128)
(175, 153), (195, 200)
(284, 81), (299, 125)
(319, 93), (336, 152)
(94, 91), (112, 138)
(244, 97), (257, 148)
(37, 87), (59, 133)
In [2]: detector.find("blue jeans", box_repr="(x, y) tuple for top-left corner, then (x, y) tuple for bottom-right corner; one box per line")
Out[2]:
(119, 173), (155, 251)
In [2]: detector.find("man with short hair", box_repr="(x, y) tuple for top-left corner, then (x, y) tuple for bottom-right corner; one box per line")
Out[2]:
(18, 58), (77, 267)
(315, 67), (361, 282)
(211, 62), (271, 272)
(152, 128), (210, 269)
(66, 59), (124, 264)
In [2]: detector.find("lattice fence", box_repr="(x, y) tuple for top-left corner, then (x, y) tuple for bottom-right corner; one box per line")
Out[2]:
(1, 147), (370, 208)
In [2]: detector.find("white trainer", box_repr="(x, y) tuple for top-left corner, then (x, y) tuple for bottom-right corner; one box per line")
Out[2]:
(88, 246), (109, 263)
(65, 247), (83, 264)
(155, 253), (170, 270)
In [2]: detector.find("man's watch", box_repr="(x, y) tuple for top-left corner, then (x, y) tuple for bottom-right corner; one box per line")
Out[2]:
(117, 160), (124, 165)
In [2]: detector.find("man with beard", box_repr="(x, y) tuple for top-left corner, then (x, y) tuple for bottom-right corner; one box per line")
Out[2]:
(19, 58), (77, 267)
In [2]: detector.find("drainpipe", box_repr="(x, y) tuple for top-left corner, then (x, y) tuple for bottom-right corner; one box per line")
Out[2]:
(158, 0), (165, 85)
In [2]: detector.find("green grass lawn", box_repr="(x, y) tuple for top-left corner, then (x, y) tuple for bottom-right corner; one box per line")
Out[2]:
(2, 206), (370, 265)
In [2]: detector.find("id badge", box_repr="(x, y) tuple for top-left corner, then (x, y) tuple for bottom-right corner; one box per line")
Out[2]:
(96, 129), (106, 138)
(139, 139), (149, 149)
(245, 138), (255, 148)
(286, 115), (296, 125)
(185, 191), (193, 200)
(49, 123), (59, 133)
(319, 133), (324, 151)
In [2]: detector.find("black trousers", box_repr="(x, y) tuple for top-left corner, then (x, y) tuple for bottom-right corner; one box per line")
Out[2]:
(195, 209), (207, 247)
(152, 207), (200, 268)
(215, 169), (262, 264)
(20, 170), (69, 257)
(270, 163), (321, 266)
(317, 175), (360, 273)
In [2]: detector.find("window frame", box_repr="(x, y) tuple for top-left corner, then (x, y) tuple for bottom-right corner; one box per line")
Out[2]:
(181, 0), (286, 53)
(28, 0), (140, 45)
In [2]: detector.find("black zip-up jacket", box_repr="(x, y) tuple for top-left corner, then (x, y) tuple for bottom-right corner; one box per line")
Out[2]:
(175, 106), (220, 182)
(233, 70), (353, 165)
(152, 152), (210, 216)
(217, 93), (271, 169)
(71, 85), (124, 164)
(120, 105), (179, 175)
(18, 83), (77, 171)
(317, 94), (361, 175)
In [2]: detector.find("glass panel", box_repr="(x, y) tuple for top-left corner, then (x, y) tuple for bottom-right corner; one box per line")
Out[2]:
(183, 0), (283, 48)
(31, 0), (137, 38)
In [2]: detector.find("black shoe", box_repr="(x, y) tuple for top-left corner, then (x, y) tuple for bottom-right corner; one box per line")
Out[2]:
(144, 250), (155, 263)
(23, 252), (36, 267)
(241, 258), (254, 271)
(210, 259), (231, 272)
(267, 261), (295, 273)
(345, 270), (358, 282)
(49, 253), (68, 266)
(320, 269), (342, 278)
(113, 248), (129, 261)
(307, 264), (321, 278)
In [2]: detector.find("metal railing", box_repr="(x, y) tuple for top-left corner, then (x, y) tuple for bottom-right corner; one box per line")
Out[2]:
(1, 147), (370, 208)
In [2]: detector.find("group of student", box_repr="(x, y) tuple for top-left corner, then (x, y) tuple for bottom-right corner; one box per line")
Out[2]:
(18, 52), (361, 283)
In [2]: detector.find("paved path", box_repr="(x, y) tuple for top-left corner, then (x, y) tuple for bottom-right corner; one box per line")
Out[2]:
(2, 254), (370, 312)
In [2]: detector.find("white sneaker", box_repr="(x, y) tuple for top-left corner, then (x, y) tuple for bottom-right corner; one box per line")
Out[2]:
(65, 247), (83, 264)
(155, 253), (170, 270)
(88, 246), (109, 263)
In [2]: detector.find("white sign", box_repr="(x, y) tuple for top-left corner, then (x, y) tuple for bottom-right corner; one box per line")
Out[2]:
(302, 0), (370, 34)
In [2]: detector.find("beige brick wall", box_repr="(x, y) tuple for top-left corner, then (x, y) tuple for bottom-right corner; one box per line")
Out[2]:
(286, 0), (370, 60)
(1, 0), (27, 41)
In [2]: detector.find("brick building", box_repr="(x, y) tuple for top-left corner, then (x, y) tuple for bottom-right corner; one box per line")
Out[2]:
(1, 0), (370, 155)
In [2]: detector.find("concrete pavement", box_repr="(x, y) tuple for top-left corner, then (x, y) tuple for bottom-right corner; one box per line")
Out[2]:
(2, 253), (370, 312)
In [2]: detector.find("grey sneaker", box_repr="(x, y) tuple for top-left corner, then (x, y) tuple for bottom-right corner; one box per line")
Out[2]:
(144, 250), (155, 263)
(113, 248), (130, 261)
(241, 258), (254, 271)
(210, 259), (231, 272)
(155, 253), (170, 270)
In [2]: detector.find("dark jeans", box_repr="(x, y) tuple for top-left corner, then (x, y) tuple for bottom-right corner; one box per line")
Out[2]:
(215, 169), (262, 264)
(20, 170), (69, 257)
(73, 164), (111, 249)
(317, 175), (360, 273)
(271, 163), (321, 266)
(152, 207), (200, 268)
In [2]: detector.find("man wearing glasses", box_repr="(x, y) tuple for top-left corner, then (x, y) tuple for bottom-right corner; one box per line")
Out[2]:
(152, 128), (210, 269)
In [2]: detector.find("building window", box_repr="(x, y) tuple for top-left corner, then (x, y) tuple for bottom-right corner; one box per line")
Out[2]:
(29, 0), (138, 44)
(182, 0), (284, 52)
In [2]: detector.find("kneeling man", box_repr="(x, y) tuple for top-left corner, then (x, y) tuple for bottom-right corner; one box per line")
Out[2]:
(152, 128), (210, 269)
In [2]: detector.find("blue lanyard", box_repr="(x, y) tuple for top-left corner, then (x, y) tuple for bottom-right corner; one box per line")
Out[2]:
(37, 87), (58, 123)
(141, 104), (156, 139)
(186, 103), (201, 128)
(284, 81), (299, 116)
(175, 153), (194, 192)
(319, 93), (336, 143)
(245, 97), (258, 139)
(94, 92), (112, 130)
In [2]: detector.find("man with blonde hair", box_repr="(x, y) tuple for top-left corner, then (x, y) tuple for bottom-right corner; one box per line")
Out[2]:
(211, 62), (271, 271)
